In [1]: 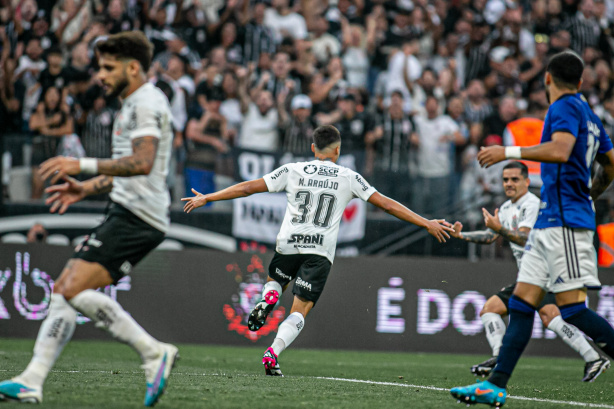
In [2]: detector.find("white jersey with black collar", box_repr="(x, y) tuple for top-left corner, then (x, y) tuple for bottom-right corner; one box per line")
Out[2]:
(263, 160), (377, 263)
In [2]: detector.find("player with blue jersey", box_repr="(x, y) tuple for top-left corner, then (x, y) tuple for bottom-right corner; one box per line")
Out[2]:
(450, 51), (614, 407)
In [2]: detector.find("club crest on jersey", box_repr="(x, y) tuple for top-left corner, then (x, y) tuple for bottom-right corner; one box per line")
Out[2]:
(318, 165), (338, 177)
(304, 164), (317, 174)
(222, 255), (286, 342)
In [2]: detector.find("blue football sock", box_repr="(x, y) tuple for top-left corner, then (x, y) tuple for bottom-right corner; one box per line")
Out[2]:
(559, 302), (614, 359)
(488, 295), (536, 389)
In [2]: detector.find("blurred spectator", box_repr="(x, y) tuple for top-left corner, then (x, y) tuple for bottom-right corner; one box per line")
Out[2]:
(259, 51), (299, 100)
(26, 223), (48, 243)
(38, 46), (66, 94)
(411, 68), (446, 116)
(220, 22), (243, 66)
(310, 13), (341, 65)
(413, 95), (462, 216)
(264, 0), (308, 42)
(80, 85), (114, 159)
(185, 86), (229, 199)
(368, 90), (416, 205)
(562, 0), (604, 54)
(242, 3), (276, 64)
(105, 0), (133, 34)
(463, 79), (493, 123)
(28, 86), (74, 198)
(318, 93), (374, 171)
(341, 22), (369, 90)
(237, 65), (280, 152)
(219, 70), (243, 142)
(482, 96), (518, 146)
(279, 93), (316, 155)
(385, 41), (422, 112)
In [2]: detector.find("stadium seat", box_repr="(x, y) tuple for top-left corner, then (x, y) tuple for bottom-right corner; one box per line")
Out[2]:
(156, 239), (184, 251)
(46, 234), (70, 246)
(1, 233), (27, 244)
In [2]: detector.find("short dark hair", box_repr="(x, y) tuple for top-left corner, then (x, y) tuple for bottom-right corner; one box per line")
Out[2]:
(96, 31), (154, 73)
(503, 161), (528, 178)
(546, 51), (584, 90)
(313, 125), (341, 150)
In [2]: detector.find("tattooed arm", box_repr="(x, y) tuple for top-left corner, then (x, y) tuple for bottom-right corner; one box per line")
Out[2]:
(498, 226), (531, 247)
(44, 175), (114, 214)
(39, 136), (159, 183)
(450, 222), (499, 244)
(591, 149), (614, 201)
(96, 136), (159, 176)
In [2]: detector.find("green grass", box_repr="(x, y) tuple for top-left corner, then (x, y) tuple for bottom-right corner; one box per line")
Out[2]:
(0, 338), (612, 408)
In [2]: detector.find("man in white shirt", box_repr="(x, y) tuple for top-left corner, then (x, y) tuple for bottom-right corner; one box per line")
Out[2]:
(264, 0), (308, 42)
(182, 125), (453, 376)
(0, 31), (178, 407)
(413, 96), (462, 215)
(451, 162), (606, 382)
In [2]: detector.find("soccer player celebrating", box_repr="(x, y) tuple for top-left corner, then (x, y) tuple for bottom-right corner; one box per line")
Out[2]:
(451, 161), (606, 381)
(182, 125), (454, 376)
(0, 32), (178, 406)
(450, 50), (614, 407)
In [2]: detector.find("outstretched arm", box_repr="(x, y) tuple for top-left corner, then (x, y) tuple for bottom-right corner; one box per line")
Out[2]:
(39, 136), (159, 183)
(367, 192), (454, 243)
(477, 132), (576, 167)
(182, 178), (269, 213)
(591, 149), (614, 201)
(44, 175), (114, 214)
(450, 221), (499, 244)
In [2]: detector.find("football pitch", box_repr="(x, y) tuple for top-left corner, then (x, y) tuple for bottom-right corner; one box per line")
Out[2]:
(0, 338), (612, 408)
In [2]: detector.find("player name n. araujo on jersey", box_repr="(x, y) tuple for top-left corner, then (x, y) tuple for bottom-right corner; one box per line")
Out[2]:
(497, 192), (540, 269)
(109, 82), (174, 232)
(536, 93), (613, 230)
(264, 160), (377, 263)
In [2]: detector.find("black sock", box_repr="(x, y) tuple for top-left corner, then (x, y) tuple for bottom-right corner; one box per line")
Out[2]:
(560, 302), (614, 359)
(487, 295), (536, 389)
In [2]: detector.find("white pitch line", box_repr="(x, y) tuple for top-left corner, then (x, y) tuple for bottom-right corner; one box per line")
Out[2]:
(0, 369), (611, 408)
(317, 377), (614, 408)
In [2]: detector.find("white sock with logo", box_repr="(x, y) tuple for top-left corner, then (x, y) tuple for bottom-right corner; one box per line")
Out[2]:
(481, 313), (506, 357)
(17, 294), (77, 388)
(547, 315), (600, 362)
(69, 289), (160, 361)
(262, 281), (282, 301)
(271, 312), (305, 356)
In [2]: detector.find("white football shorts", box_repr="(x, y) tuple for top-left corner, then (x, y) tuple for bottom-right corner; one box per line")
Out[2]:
(518, 227), (601, 293)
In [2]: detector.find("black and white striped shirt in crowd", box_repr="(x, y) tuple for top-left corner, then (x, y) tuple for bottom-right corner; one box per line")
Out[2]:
(562, 12), (601, 53)
(243, 22), (277, 63)
(82, 108), (116, 159)
(464, 101), (493, 124)
(281, 117), (317, 155)
(264, 75), (301, 100)
(374, 112), (415, 173)
(463, 45), (491, 86)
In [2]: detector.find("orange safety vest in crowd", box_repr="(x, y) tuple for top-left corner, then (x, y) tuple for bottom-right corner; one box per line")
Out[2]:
(597, 223), (614, 267)
(505, 117), (544, 179)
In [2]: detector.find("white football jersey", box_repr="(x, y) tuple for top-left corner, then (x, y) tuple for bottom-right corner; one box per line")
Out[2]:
(263, 160), (377, 263)
(109, 82), (173, 233)
(497, 191), (540, 269)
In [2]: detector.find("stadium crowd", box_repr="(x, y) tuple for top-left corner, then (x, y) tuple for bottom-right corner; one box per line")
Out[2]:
(1, 0), (614, 222)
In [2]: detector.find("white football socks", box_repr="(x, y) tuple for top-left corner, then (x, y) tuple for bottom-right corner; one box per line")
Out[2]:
(547, 315), (600, 362)
(481, 312), (506, 357)
(69, 289), (160, 361)
(271, 312), (305, 356)
(18, 294), (77, 388)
